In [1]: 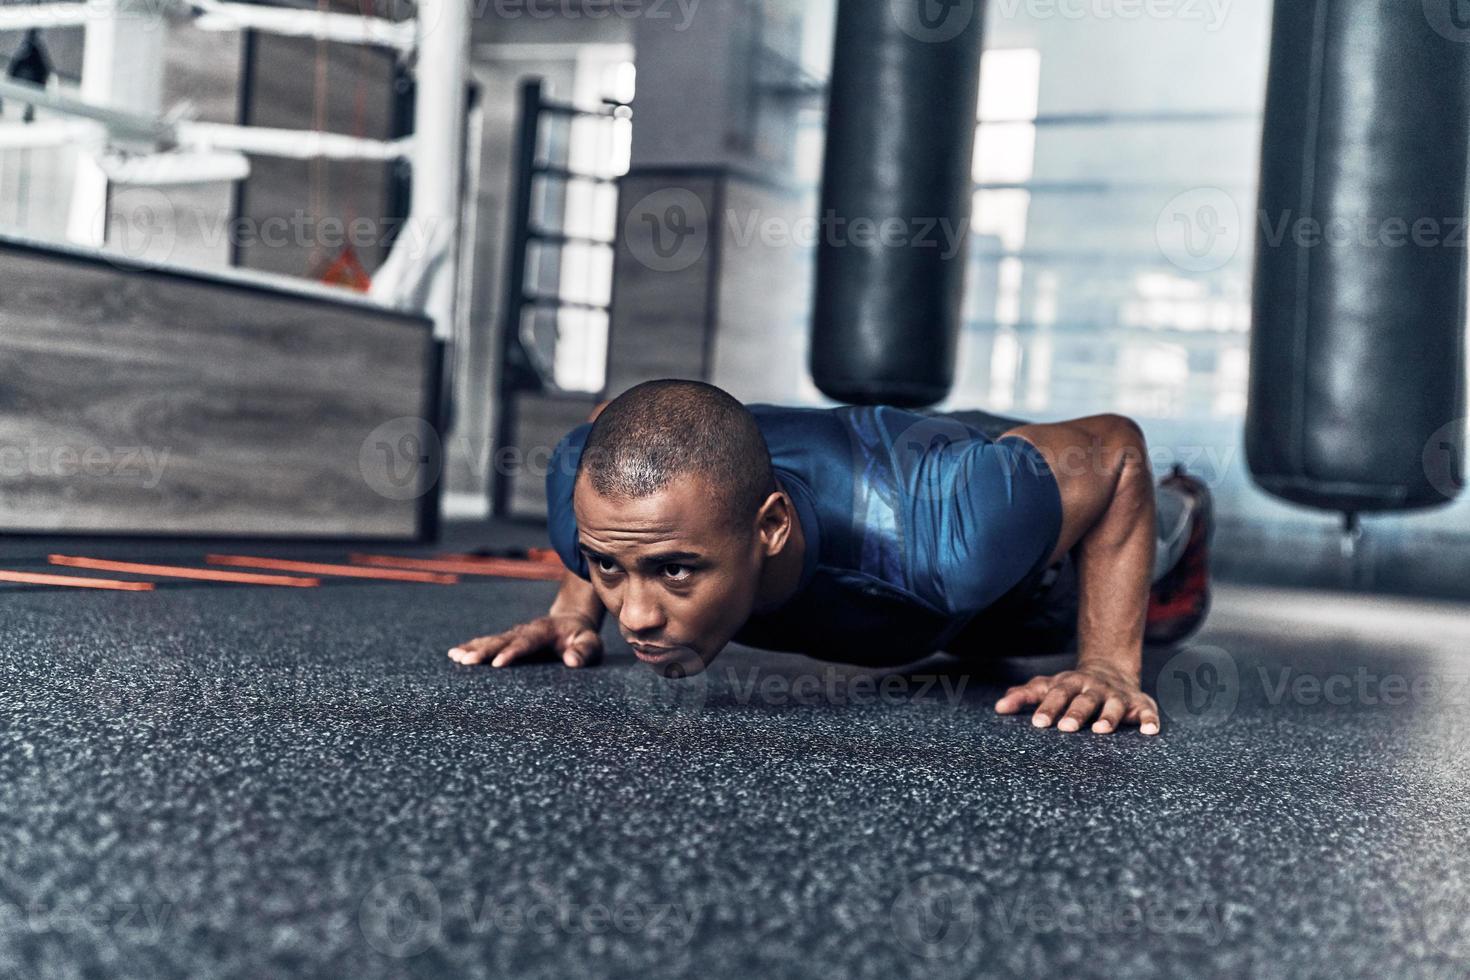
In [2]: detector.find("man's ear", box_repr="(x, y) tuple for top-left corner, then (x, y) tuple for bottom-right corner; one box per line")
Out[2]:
(753, 490), (793, 557)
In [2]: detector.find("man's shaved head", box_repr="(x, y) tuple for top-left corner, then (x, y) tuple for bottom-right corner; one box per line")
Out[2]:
(577, 380), (776, 528)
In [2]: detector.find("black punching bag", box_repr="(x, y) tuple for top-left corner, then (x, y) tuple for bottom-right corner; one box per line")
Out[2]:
(1246, 0), (1470, 514)
(811, 0), (985, 407)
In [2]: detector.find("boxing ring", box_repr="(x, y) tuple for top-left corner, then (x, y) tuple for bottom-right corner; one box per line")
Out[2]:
(0, 0), (478, 538)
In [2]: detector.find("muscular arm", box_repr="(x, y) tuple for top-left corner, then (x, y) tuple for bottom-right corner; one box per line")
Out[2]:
(991, 414), (1163, 735)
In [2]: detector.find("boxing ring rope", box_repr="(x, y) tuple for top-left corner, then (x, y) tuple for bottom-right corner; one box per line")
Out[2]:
(0, 118), (89, 151)
(186, 0), (417, 51)
(0, 75), (174, 144)
(185, 121), (412, 162)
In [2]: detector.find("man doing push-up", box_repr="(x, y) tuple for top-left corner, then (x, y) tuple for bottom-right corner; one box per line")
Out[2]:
(449, 380), (1212, 736)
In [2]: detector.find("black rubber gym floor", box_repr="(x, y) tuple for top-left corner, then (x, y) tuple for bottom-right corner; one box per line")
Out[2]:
(2, 522), (1468, 979)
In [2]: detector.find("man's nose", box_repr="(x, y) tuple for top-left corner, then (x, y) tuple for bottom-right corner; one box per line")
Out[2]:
(618, 580), (667, 635)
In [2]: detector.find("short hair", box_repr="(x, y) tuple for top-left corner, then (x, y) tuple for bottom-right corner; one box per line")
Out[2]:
(576, 380), (776, 529)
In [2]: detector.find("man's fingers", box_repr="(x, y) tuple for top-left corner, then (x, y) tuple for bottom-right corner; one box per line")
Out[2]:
(1091, 695), (1128, 733)
(1126, 695), (1163, 736)
(998, 670), (1154, 735)
(450, 622), (555, 668)
(994, 678), (1050, 714)
(1056, 691), (1104, 732)
(490, 635), (544, 668)
(452, 633), (504, 653)
(562, 630), (603, 669)
(1032, 680), (1080, 728)
(451, 620), (601, 670)
(448, 634), (510, 665)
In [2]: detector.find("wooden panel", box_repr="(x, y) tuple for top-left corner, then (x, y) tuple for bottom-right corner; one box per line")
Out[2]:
(0, 240), (435, 538)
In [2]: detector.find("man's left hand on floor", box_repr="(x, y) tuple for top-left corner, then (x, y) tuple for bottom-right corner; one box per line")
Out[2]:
(994, 663), (1162, 735)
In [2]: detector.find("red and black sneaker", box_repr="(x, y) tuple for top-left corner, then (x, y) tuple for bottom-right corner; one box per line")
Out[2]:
(1145, 465), (1214, 646)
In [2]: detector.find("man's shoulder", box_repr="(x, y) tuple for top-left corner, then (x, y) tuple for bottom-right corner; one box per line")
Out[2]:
(545, 423), (593, 579)
(744, 403), (868, 477)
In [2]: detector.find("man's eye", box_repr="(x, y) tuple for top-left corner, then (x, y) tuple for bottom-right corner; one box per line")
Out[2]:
(595, 558), (620, 575)
(661, 564), (692, 582)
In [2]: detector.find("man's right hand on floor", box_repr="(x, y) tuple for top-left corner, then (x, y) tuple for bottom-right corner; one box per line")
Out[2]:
(448, 614), (603, 669)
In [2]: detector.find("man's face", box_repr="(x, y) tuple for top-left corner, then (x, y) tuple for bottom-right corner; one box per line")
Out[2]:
(573, 471), (765, 676)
